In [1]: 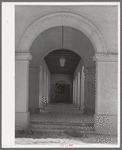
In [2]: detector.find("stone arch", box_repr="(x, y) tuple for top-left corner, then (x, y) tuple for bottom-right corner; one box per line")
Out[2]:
(17, 12), (107, 54)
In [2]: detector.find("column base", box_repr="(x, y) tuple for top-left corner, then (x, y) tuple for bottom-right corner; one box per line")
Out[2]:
(94, 114), (117, 135)
(77, 103), (80, 108)
(74, 102), (77, 107)
(79, 105), (84, 113)
(15, 112), (30, 130)
(42, 96), (48, 107)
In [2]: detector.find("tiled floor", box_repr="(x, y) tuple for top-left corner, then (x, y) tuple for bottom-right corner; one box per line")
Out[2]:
(30, 103), (94, 124)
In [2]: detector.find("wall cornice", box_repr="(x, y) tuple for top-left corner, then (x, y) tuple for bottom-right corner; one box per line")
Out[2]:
(29, 67), (40, 73)
(93, 53), (118, 62)
(84, 68), (95, 74)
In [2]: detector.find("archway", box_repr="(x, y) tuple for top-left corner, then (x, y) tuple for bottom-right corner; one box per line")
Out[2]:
(15, 12), (118, 136)
(17, 12), (107, 54)
(16, 13), (98, 129)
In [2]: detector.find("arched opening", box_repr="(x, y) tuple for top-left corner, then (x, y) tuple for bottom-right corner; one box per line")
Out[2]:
(28, 25), (96, 115)
(15, 9), (118, 136)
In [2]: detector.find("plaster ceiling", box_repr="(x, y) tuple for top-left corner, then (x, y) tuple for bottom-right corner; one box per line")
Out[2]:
(44, 49), (81, 74)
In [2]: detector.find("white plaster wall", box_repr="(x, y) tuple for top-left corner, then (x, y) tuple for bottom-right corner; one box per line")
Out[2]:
(15, 61), (29, 112)
(15, 5), (118, 53)
(96, 62), (118, 115)
(94, 60), (118, 135)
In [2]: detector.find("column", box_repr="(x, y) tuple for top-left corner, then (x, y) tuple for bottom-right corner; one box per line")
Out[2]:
(29, 68), (39, 114)
(75, 75), (77, 106)
(77, 71), (81, 108)
(43, 69), (47, 105)
(84, 68), (95, 114)
(39, 66), (44, 105)
(15, 53), (32, 130)
(48, 74), (51, 103)
(73, 78), (75, 104)
(47, 74), (49, 104)
(93, 54), (118, 135)
(79, 66), (85, 113)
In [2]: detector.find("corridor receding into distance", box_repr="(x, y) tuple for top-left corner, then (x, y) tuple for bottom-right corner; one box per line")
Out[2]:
(27, 26), (96, 139)
(15, 5), (118, 146)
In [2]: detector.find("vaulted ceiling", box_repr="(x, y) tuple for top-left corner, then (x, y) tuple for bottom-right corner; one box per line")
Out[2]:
(44, 49), (81, 74)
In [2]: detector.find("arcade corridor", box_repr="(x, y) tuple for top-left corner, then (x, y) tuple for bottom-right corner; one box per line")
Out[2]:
(15, 6), (118, 138)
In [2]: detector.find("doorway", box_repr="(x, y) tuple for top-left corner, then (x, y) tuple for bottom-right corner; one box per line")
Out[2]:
(50, 81), (70, 103)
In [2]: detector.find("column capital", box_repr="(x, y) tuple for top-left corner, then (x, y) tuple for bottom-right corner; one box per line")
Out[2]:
(93, 53), (118, 62)
(29, 67), (40, 73)
(15, 53), (32, 61)
(84, 68), (95, 74)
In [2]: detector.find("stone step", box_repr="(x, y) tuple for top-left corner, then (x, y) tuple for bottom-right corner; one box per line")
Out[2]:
(33, 128), (95, 134)
(30, 124), (95, 131)
(30, 121), (94, 126)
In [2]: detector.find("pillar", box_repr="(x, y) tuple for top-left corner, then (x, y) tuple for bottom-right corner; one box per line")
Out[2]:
(75, 75), (77, 106)
(46, 74), (49, 104)
(84, 67), (95, 114)
(43, 69), (47, 106)
(73, 78), (75, 104)
(77, 71), (81, 108)
(39, 66), (43, 105)
(79, 66), (85, 113)
(93, 54), (118, 135)
(48, 74), (51, 103)
(29, 68), (39, 114)
(15, 53), (32, 130)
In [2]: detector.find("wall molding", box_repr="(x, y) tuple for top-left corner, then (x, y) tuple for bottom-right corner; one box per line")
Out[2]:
(93, 53), (118, 62)
(15, 53), (32, 61)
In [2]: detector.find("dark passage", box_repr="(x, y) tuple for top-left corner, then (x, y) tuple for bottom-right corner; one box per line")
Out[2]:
(50, 83), (70, 103)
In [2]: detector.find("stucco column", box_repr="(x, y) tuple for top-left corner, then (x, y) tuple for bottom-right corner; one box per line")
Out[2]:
(46, 74), (49, 104)
(48, 75), (51, 103)
(93, 54), (118, 135)
(39, 66), (43, 105)
(43, 69), (47, 106)
(29, 68), (39, 114)
(75, 75), (77, 106)
(73, 78), (75, 104)
(73, 77), (75, 105)
(84, 67), (95, 114)
(15, 53), (32, 130)
(77, 71), (81, 108)
(79, 66), (85, 113)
